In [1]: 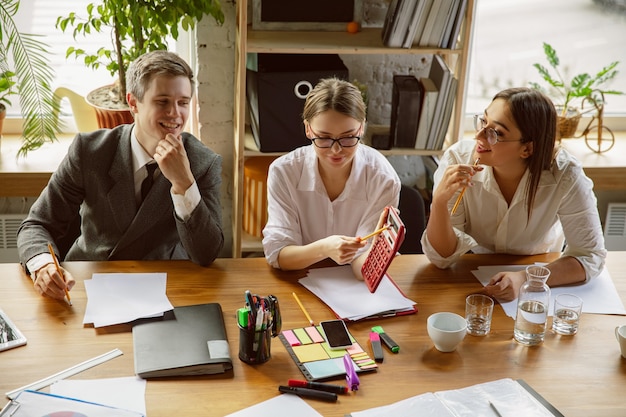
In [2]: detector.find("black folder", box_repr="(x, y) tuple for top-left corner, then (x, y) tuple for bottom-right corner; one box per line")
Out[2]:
(132, 303), (233, 378)
(390, 75), (423, 148)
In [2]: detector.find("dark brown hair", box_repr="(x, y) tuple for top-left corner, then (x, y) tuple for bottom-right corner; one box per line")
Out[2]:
(492, 87), (557, 219)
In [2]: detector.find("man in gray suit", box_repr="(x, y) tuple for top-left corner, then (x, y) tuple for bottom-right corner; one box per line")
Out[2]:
(17, 50), (224, 301)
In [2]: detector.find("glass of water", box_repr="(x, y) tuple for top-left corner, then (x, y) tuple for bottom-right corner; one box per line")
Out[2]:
(552, 293), (583, 335)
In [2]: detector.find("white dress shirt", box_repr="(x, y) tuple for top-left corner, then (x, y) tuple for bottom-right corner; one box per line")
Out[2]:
(421, 139), (607, 281)
(262, 144), (401, 268)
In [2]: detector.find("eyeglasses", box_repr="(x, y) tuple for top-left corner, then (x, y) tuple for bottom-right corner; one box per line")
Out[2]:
(473, 115), (524, 145)
(310, 135), (361, 149)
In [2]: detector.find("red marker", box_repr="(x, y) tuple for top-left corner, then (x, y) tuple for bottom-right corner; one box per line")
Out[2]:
(287, 379), (349, 394)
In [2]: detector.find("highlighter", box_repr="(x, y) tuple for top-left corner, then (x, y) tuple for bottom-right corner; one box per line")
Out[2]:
(369, 332), (384, 362)
(372, 325), (399, 353)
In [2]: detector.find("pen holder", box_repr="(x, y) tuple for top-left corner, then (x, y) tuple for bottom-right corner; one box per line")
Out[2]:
(238, 323), (273, 364)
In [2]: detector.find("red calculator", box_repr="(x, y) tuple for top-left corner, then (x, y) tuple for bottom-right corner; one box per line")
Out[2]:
(361, 206), (405, 293)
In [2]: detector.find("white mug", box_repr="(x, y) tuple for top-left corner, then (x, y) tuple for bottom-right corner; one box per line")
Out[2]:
(615, 325), (626, 359)
(427, 312), (467, 352)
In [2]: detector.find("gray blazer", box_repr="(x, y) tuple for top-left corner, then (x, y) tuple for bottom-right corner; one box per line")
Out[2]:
(17, 124), (224, 269)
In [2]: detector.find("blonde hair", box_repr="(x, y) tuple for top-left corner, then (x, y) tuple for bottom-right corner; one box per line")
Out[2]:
(302, 78), (366, 123)
(126, 50), (194, 101)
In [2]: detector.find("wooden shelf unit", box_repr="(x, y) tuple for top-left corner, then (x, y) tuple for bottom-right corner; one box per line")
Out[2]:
(232, 0), (477, 257)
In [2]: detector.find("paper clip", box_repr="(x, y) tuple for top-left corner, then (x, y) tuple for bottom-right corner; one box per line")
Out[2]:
(343, 354), (360, 392)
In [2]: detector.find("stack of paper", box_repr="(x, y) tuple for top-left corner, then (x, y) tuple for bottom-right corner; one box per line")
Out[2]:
(299, 266), (416, 321)
(83, 273), (173, 327)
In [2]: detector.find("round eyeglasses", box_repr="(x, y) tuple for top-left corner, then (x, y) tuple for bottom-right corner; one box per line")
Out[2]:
(473, 115), (524, 146)
(310, 136), (361, 149)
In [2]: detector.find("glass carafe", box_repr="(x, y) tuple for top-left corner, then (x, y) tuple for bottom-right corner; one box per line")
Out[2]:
(514, 265), (551, 346)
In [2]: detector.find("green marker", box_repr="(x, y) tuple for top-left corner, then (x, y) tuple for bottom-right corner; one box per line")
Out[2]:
(371, 325), (399, 353)
(237, 307), (249, 328)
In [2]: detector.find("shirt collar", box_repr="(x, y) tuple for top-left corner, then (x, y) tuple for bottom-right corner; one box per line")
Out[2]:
(130, 126), (155, 173)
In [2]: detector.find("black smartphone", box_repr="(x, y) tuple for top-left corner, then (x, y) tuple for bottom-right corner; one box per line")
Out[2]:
(320, 319), (352, 350)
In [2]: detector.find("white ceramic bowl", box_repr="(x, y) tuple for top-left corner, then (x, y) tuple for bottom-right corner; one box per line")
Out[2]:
(427, 312), (467, 352)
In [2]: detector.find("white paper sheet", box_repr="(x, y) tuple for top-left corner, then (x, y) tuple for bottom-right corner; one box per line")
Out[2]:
(83, 273), (173, 327)
(50, 376), (147, 416)
(471, 265), (626, 318)
(224, 394), (323, 417)
(299, 265), (416, 321)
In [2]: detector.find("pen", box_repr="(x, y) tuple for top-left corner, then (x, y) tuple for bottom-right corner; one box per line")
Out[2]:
(451, 157), (480, 215)
(47, 243), (71, 306)
(358, 225), (390, 242)
(372, 325), (399, 353)
(489, 401), (504, 417)
(369, 332), (384, 362)
(287, 379), (348, 394)
(278, 385), (338, 402)
(292, 292), (315, 326)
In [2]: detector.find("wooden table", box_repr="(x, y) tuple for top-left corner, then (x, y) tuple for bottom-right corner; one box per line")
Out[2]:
(1, 253), (625, 416)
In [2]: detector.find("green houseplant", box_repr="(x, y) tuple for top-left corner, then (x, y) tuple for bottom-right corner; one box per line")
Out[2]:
(529, 42), (622, 138)
(0, 0), (61, 157)
(56, 0), (224, 127)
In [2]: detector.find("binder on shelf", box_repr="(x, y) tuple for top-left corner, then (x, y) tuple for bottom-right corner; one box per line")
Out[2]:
(390, 75), (423, 148)
(414, 77), (438, 150)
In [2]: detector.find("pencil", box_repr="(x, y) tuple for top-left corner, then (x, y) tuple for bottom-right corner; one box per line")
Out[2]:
(47, 243), (72, 306)
(450, 158), (480, 215)
(358, 225), (390, 242)
(292, 292), (314, 326)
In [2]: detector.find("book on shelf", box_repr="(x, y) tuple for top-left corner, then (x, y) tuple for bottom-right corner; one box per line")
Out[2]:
(444, 0), (468, 48)
(429, 76), (458, 151)
(390, 75), (423, 148)
(416, 0), (443, 47)
(414, 77), (438, 150)
(439, 0), (461, 48)
(401, 0), (430, 48)
(425, 55), (453, 150)
(425, 0), (456, 48)
(382, 0), (417, 48)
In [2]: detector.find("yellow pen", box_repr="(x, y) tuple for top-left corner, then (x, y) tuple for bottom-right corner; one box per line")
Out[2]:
(358, 225), (390, 242)
(451, 158), (480, 215)
(292, 292), (314, 327)
(47, 243), (72, 306)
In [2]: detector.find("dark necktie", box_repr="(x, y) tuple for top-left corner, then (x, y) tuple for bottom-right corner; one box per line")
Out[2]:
(141, 163), (158, 202)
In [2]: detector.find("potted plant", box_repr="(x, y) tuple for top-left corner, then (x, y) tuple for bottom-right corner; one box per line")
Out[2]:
(56, 0), (224, 128)
(529, 42), (622, 139)
(0, 69), (16, 137)
(0, 0), (62, 157)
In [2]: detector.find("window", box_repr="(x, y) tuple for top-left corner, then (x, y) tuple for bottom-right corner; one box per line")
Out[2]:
(466, 0), (626, 131)
(4, 0), (187, 134)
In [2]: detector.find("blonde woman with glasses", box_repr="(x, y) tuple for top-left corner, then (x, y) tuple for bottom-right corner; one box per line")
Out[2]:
(262, 78), (400, 279)
(422, 87), (606, 301)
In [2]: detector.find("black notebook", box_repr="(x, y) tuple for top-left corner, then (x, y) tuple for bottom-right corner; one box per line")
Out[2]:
(132, 303), (233, 378)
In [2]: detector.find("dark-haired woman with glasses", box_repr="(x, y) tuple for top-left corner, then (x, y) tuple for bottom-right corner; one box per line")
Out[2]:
(422, 87), (606, 301)
(262, 78), (400, 277)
